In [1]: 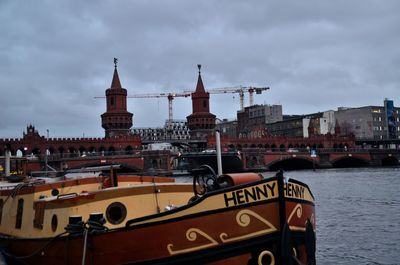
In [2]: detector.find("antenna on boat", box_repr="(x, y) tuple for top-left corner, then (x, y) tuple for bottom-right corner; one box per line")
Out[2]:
(215, 130), (223, 176)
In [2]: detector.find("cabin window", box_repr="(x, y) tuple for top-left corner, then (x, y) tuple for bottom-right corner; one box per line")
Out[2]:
(106, 202), (127, 225)
(16, 199), (24, 229)
(0, 199), (3, 225)
(51, 214), (58, 232)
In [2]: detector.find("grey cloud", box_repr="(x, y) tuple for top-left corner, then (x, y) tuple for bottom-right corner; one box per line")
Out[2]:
(1, 0), (400, 137)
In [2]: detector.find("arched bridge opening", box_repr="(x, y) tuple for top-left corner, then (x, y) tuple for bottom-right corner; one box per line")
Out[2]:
(381, 156), (399, 166)
(332, 157), (369, 168)
(268, 158), (315, 171)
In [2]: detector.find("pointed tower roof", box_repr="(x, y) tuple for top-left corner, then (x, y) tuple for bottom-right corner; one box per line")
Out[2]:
(195, 64), (205, 93)
(111, 58), (122, 89)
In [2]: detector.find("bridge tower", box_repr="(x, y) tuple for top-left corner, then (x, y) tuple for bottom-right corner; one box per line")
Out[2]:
(101, 58), (133, 138)
(186, 65), (216, 139)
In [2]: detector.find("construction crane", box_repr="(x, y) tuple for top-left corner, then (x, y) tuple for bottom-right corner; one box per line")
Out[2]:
(95, 92), (191, 127)
(128, 92), (190, 126)
(95, 86), (269, 125)
(184, 86), (270, 111)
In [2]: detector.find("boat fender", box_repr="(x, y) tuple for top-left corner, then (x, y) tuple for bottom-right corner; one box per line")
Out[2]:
(217, 173), (263, 188)
(281, 222), (294, 265)
(305, 219), (316, 265)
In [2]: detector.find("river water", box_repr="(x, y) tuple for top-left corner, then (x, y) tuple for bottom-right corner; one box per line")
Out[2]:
(179, 167), (400, 265)
(1, 168), (397, 265)
(265, 167), (400, 265)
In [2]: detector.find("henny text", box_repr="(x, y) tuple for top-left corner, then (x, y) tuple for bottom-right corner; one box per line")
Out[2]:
(223, 182), (276, 207)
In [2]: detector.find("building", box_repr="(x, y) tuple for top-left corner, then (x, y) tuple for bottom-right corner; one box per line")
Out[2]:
(132, 120), (190, 141)
(303, 111), (336, 137)
(335, 99), (400, 140)
(186, 65), (216, 139)
(101, 59), (133, 138)
(264, 115), (304, 137)
(215, 119), (237, 138)
(264, 111), (336, 138)
(0, 60), (141, 158)
(237, 104), (283, 137)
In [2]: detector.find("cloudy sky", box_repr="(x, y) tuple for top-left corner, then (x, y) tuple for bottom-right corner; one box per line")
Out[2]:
(1, 0), (399, 138)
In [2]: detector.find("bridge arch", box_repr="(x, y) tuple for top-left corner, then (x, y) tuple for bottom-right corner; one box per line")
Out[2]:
(32, 147), (41, 155)
(16, 147), (27, 156)
(381, 156), (399, 166)
(48, 147), (55, 154)
(125, 146), (134, 154)
(68, 147), (77, 154)
(99, 146), (106, 154)
(108, 146), (115, 155)
(79, 146), (87, 155)
(268, 157), (315, 171)
(331, 156), (369, 168)
(58, 146), (65, 155)
(16, 150), (23, 157)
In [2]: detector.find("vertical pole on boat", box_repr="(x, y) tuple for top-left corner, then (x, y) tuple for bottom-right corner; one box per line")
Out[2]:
(4, 146), (11, 177)
(276, 169), (287, 264)
(215, 130), (223, 176)
(276, 170), (287, 233)
(45, 129), (49, 177)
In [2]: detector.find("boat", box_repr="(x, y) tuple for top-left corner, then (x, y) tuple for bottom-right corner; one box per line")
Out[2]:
(0, 166), (315, 265)
(0, 133), (316, 265)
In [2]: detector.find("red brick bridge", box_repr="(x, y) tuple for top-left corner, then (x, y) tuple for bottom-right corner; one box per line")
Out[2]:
(241, 148), (400, 170)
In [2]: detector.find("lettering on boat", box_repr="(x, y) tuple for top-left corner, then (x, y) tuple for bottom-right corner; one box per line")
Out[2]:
(223, 182), (277, 207)
(284, 182), (305, 199)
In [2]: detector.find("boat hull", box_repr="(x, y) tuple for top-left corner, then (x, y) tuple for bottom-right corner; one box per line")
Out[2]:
(1, 176), (315, 265)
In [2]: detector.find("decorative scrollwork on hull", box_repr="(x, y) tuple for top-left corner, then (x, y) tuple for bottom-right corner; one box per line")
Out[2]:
(220, 209), (277, 243)
(288, 204), (316, 232)
(167, 228), (219, 255)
